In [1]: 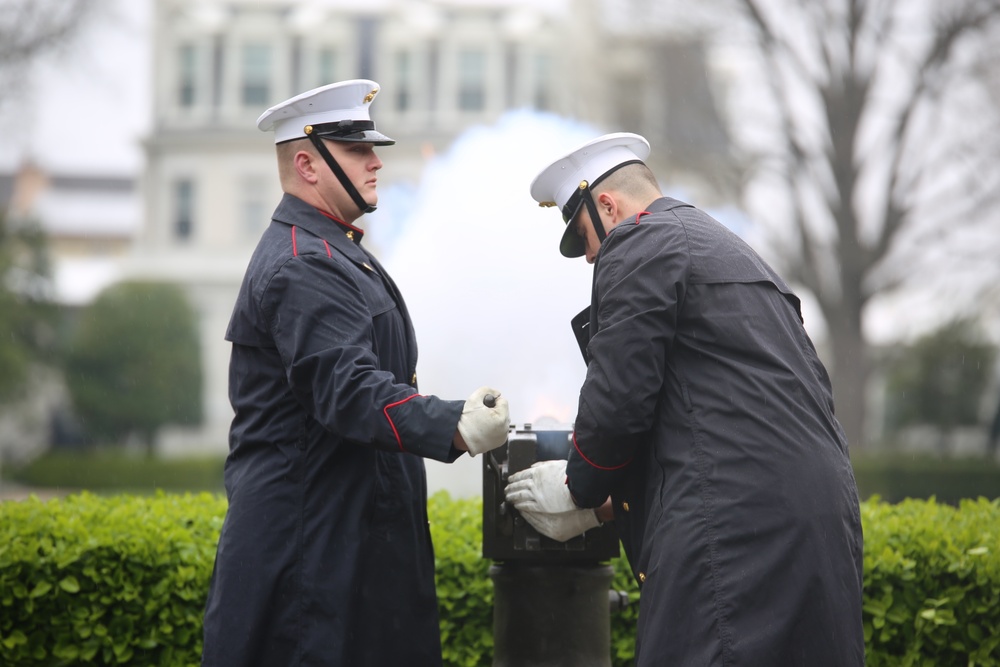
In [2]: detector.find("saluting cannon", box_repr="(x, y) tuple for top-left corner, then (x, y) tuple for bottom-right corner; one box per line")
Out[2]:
(483, 424), (627, 667)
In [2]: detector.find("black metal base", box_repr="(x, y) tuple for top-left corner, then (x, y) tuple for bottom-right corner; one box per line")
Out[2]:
(490, 562), (614, 667)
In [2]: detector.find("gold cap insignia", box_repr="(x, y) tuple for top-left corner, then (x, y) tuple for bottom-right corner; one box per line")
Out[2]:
(579, 180), (589, 190)
(304, 125), (314, 135)
(364, 88), (378, 103)
(538, 201), (557, 208)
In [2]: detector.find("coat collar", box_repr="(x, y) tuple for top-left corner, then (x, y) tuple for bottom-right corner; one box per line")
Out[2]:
(640, 196), (694, 217)
(601, 196), (694, 252)
(271, 193), (371, 265)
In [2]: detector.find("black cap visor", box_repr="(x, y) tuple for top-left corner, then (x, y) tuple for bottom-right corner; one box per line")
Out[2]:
(310, 119), (396, 146)
(559, 195), (586, 258)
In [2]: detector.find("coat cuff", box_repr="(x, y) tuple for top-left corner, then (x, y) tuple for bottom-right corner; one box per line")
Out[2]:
(382, 395), (464, 462)
(566, 431), (635, 508)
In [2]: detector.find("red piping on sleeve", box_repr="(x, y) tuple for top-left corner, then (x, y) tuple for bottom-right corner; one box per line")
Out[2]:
(635, 210), (651, 225)
(572, 432), (632, 471)
(322, 239), (332, 257)
(383, 393), (424, 452)
(291, 226), (299, 256)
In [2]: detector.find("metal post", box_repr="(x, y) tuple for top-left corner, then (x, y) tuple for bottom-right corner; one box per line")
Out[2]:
(490, 562), (614, 667)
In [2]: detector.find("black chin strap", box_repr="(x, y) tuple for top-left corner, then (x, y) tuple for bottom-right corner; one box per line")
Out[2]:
(563, 179), (609, 249)
(570, 181), (608, 245)
(583, 189), (606, 245)
(306, 133), (376, 215)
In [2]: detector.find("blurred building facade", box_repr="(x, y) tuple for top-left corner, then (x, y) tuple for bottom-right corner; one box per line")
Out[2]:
(126, 0), (735, 453)
(1, 162), (138, 306)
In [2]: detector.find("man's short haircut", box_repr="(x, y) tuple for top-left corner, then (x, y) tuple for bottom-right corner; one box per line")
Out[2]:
(276, 139), (314, 185)
(593, 162), (661, 201)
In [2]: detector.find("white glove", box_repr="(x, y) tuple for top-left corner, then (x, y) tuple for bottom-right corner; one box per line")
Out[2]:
(504, 459), (577, 514)
(457, 386), (510, 456)
(518, 508), (601, 543)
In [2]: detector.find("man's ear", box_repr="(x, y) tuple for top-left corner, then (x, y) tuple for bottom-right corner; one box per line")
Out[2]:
(294, 149), (319, 184)
(597, 192), (618, 224)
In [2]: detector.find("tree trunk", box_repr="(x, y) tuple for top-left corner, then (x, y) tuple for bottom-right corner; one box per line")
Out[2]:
(827, 311), (871, 451)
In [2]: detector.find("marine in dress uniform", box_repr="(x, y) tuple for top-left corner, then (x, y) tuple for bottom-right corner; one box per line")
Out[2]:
(506, 134), (865, 666)
(201, 80), (510, 667)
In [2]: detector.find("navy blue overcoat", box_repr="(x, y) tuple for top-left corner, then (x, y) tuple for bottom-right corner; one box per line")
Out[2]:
(567, 197), (866, 667)
(202, 193), (463, 667)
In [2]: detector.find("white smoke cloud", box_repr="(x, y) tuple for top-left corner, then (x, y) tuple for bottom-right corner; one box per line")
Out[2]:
(368, 110), (602, 495)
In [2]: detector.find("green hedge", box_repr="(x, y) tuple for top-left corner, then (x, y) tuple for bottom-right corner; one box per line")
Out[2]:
(0, 492), (224, 665)
(2, 493), (999, 666)
(429, 492), (494, 667)
(852, 455), (1000, 504)
(2, 451), (225, 494)
(863, 497), (1000, 665)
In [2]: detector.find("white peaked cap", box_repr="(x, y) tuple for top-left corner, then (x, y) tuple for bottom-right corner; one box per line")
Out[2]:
(529, 133), (650, 211)
(529, 132), (650, 257)
(256, 79), (394, 145)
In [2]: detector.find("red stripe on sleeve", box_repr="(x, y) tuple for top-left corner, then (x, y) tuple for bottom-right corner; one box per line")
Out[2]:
(383, 393), (424, 452)
(291, 226), (299, 256)
(323, 239), (332, 257)
(571, 432), (632, 471)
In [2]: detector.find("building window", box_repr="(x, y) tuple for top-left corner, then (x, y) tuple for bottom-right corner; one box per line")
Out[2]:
(211, 36), (225, 110)
(533, 53), (552, 111)
(174, 179), (195, 241)
(178, 44), (197, 108)
(241, 175), (269, 235)
(290, 36), (302, 95)
(357, 17), (377, 80)
(505, 44), (517, 109)
(318, 48), (337, 86)
(395, 51), (412, 112)
(615, 75), (643, 135)
(458, 49), (485, 111)
(241, 43), (272, 106)
(428, 40), (440, 113)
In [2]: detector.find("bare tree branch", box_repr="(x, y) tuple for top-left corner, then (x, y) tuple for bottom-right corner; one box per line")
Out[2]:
(872, 4), (1000, 272)
(740, 0), (830, 297)
(716, 0), (1000, 447)
(0, 0), (99, 114)
(0, 0), (95, 65)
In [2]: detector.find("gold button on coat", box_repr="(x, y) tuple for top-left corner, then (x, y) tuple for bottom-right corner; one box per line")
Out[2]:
(622, 502), (630, 512)
(639, 572), (646, 583)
